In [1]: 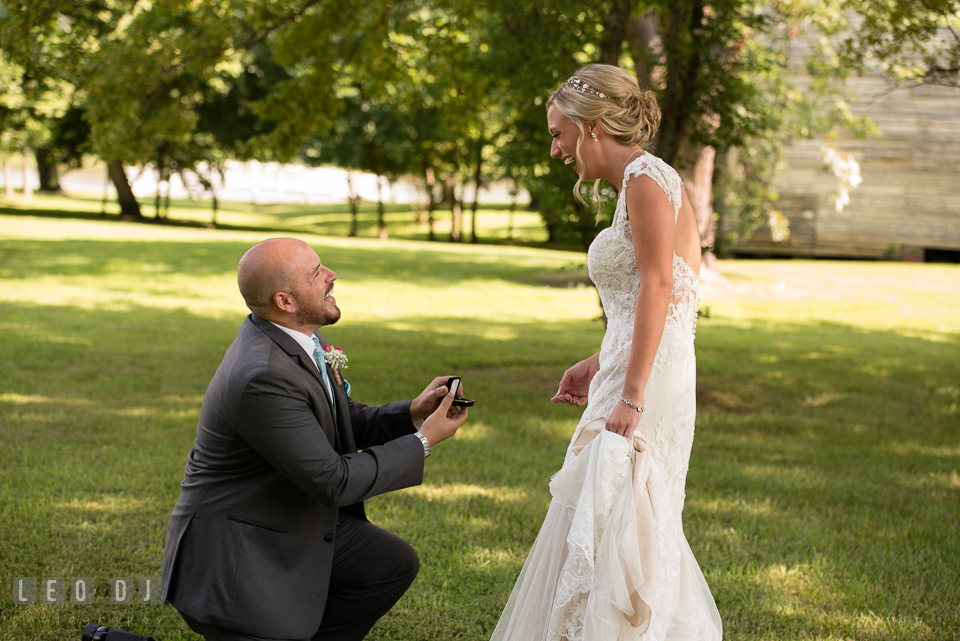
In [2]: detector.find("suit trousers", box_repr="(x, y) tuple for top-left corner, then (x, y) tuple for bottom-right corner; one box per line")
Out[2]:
(178, 513), (420, 641)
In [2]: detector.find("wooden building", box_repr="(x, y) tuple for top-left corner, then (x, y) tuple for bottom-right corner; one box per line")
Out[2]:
(726, 74), (960, 262)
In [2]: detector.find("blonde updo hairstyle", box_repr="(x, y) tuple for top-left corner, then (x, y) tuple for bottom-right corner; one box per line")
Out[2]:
(548, 64), (661, 211)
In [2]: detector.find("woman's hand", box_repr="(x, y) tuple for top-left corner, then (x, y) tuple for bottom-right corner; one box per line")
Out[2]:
(551, 353), (600, 406)
(604, 397), (643, 441)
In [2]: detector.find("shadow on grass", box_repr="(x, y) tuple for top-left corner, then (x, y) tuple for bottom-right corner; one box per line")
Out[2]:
(0, 298), (957, 640)
(0, 199), (559, 249)
(0, 204), (327, 237)
(0, 238), (590, 287)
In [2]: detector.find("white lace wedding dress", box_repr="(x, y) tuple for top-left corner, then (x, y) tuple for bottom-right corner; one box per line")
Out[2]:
(490, 155), (722, 641)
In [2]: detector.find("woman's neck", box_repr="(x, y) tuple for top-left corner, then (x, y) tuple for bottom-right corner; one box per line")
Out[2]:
(596, 143), (644, 186)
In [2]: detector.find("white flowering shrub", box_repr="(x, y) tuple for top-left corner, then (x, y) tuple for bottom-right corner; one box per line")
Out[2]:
(768, 209), (790, 242)
(820, 145), (863, 212)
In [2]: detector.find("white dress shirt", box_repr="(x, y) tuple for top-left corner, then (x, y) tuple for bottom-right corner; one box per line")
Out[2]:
(270, 322), (323, 373)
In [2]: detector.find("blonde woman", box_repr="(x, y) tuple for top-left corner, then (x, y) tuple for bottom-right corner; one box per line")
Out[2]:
(490, 65), (722, 641)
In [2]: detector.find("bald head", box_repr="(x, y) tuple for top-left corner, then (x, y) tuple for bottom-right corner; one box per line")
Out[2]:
(237, 238), (312, 312)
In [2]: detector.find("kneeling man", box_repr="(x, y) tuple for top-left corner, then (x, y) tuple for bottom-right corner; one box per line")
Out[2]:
(161, 238), (468, 641)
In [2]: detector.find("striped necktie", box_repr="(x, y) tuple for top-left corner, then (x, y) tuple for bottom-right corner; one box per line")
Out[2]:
(312, 336), (337, 423)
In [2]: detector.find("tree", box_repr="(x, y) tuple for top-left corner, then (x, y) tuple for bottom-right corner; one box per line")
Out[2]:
(838, 0), (960, 89)
(477, 0), (944, 256)
(478, 0), (614, 249)
(0, 45), (71, 198)
(2, 0), (414, 220)
(34, 107), (90, 192)
(304, 86), (411, 239)
(1, 1), (141, 210)
(7, 0), (954, 244)
(0, 54), (31, 196)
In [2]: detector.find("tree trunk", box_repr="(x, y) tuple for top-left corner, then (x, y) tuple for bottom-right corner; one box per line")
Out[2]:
(346, 172), (359, 237)
(35, 148), (61, 192)
(508, 179), (519, 240)
(101, 168), (110, 217)
(543, 214), (558, 243)
(577, 205), (595, 252)
(627, 13), (661, 91)
(377, 174), (387, 241)
(409, 176), (425, 224)
(107, 159), (142, 219)
(470, 142), (483, 243)
(692, 146), (716, 250)
(599, 0), (635, 65)
(711, 151), (727, 258)
(412, 174), (428, 225)
(155, 145), (166, 219)
(21, 148), (33, 199)
(3, 159), (13, 198)
(446, 179), (462, 242)
(677, 139), (717, 259)
(656, 0), (705, 167)
(628, 3), (722, 264)
(425, 166), (436, 242)
(211, 191), (218, 227)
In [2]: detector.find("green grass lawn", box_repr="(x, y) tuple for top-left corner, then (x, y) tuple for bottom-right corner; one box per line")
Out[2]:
(0, 192), (549, 244)
(0, 214), (958, 640)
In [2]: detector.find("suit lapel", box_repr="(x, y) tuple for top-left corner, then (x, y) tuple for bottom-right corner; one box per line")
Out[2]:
(316, 328), (353, 453)
(248, 315), (341, 451)
(296, 352), (334, 406)
(331, 371), (355, 454)
(295, 353), (342, 453)
(311, 333), (355, 456)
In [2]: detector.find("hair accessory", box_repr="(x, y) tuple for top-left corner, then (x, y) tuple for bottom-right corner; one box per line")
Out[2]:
(619, 394), (645, 413)
(566, 77), (607, 99)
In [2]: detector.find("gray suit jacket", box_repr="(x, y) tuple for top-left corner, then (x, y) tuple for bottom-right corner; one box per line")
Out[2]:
(160, 314), (425, 639)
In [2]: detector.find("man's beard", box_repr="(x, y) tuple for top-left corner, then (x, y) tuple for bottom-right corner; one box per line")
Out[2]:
(293, 290), (341, 327)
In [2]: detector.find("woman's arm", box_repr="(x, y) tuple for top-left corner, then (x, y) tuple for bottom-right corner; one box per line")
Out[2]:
(552, 352), (601, 406)
(604, 174), (676, 439)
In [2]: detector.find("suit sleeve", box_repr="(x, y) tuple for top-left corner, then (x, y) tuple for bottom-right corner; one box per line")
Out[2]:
(235, 368), (424, 507)
(347, 397), (417, 451)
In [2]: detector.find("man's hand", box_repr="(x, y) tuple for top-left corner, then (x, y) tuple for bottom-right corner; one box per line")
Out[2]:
(410, 375), (460, 425)
(418, 392), (469, 448)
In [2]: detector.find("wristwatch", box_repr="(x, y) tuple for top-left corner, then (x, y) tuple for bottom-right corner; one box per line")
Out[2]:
(414, 431), (432, 458)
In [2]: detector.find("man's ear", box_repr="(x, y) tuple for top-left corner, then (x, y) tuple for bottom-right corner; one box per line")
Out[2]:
(273, 291), (297, 314)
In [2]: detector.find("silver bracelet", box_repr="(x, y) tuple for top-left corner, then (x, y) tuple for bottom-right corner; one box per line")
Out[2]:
(414, 431), (432, 458)
(619, 394), (645, 413)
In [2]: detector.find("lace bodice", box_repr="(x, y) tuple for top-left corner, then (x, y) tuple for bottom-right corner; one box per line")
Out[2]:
(583, 155), (700, 429)
(587, 154), (698, 343)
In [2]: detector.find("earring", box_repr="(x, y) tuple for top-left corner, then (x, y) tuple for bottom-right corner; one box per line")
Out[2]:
(591, 131), (598, 141)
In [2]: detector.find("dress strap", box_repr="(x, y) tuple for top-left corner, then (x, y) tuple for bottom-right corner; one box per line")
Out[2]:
(620, 155), (683, 224)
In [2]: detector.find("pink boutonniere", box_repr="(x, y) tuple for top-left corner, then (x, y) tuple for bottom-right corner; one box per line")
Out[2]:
(322, 344), (348, 384)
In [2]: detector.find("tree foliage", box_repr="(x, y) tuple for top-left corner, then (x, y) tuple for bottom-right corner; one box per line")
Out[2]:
(0, 0), (955, 241)
(836, 0), (960, 88)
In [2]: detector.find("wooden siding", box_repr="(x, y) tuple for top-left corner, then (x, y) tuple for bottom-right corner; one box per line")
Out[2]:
(727, 74), (960, 259)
